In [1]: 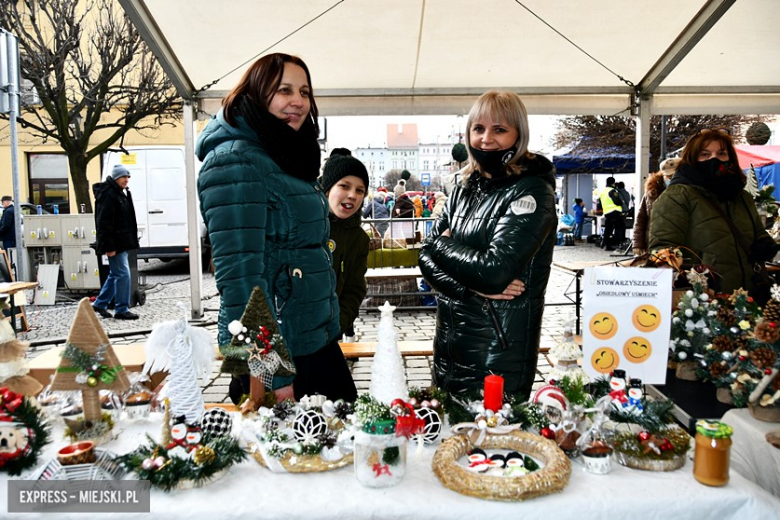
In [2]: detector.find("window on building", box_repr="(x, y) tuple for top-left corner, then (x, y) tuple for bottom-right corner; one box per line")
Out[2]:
(28, 153), (70, 214)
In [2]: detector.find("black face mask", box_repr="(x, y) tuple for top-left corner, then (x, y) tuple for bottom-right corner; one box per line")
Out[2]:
(696, 158), (744, 201)
(469, 145), (517, 176)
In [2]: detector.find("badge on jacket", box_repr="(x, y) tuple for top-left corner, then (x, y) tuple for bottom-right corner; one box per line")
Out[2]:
(328, 239), (336, 252)
(511, 195), (537, 215)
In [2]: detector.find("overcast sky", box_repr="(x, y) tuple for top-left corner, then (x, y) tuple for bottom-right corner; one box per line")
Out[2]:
(324, 115), (561, 156)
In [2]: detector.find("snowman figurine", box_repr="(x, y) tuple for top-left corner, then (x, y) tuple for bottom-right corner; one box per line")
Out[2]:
(504, 451), (529, 477)
(185, 424), (203, 458)
(627, 378), (644, 415)
(466, 448), (490, 473)
(166, 416), (191, 459)
(608, 369), (629, 409)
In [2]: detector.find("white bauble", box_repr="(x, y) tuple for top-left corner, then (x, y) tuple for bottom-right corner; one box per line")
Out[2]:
(292, 409), (328, 443)
(413, 407), (443, 444)
(678, 352), (688, 360)
(228, 320), (243, 336)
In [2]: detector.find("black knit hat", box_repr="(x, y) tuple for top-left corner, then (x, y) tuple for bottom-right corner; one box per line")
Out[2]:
(320, 155), (369, 193)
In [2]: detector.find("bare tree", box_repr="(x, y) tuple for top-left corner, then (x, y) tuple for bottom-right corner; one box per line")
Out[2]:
(0, 0), (181, 212)
(554, 114), (766, 171)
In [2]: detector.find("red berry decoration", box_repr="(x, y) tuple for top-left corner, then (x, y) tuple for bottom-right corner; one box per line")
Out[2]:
(738, 356), (746, 361)
(766, 368), (773, 375)
(638, 431), (650, 442)
(771, 322), (777, 328)
(540, 427), (555, 440)
(548, 379), (556, 386)
(660, 439), (673, 452)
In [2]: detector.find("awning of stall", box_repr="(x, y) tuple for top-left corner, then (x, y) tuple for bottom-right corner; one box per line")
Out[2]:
(118, 0), (780, 117)
(736, 145), (780, 189)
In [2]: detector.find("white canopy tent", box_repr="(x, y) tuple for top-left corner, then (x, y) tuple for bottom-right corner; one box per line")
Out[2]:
(117, 0), (780, 317)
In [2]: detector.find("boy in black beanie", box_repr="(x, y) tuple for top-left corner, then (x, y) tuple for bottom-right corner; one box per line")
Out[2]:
(320, 153), (370, 341)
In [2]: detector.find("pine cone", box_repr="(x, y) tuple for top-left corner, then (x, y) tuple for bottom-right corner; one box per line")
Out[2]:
(749, 347), (777, 369)
(709, 361), (729, 379)
(754, 320), (780, 344)
(764, 299), (780, 324)
(711, 335), (734, 353)
(734, 337), (750, 352)
(716, 307), (737, 328)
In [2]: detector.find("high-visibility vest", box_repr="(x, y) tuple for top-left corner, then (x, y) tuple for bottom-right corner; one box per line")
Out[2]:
(599, 186), (623, 214)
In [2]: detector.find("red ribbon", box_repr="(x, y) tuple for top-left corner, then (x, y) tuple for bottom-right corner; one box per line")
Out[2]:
(390, 399), (425, 438)
(372, 463), (392, 477)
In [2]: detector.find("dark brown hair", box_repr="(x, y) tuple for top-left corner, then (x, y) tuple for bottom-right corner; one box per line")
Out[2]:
(680, 129), (740, 173)
(222, 53), (319, 134)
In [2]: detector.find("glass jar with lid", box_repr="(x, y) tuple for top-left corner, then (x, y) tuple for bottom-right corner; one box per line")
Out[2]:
(693, 419), (733, 486)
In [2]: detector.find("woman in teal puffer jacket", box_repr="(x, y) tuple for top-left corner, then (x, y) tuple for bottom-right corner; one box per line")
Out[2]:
(196, 53), (356, 407)
(419, 91), (557, 401)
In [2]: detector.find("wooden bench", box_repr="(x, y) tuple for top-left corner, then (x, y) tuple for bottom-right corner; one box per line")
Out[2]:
(340, 340), (433, 359)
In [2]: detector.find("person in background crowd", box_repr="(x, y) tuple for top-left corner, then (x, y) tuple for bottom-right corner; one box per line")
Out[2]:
(412, 195), (424, 218)
(596, 177), (625, 251)
(419, 90), (557, 401)
(572, 197), (587, 241)
(0, 196), (16, 252)
(632, 157), (680, 257)
(393, 193), (415, 219)
(431, 191), (447, 219)
(363, 191), (390, 238)
(320, 154), (370, 343)
(394, 170), (411, 198)
(196, 52), (356, 407)
(650, 129), (778, 297)
(616, 181), (633, 213)
(93, 165), (140, 320)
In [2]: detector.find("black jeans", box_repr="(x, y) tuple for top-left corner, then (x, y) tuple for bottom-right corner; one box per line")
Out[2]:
(603, 211), (626, 248)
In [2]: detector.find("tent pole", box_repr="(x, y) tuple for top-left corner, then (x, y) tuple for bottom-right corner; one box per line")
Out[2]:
(634, 96), (652, 228)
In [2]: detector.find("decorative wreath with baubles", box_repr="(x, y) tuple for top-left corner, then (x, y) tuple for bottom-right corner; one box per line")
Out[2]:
(245, 395), (355, 473)
(119, 410), (246, 491)
(0, 387), (51, 476)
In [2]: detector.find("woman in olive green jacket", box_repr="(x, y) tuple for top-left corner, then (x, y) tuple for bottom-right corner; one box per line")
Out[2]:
(649, 129), (777, 296)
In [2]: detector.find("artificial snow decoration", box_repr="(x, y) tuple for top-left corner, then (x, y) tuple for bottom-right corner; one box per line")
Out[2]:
(200, 408), (234, 437)
(144, 303), (215, 424)
(369, 302), (409, 405)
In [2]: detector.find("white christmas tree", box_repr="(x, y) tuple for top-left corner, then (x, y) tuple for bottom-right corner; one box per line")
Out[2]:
(369, 301), (409, 405)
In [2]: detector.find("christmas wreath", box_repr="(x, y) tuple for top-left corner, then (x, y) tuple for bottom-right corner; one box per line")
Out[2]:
(119, 433), (246, 492)
(0, 387), (51, 476)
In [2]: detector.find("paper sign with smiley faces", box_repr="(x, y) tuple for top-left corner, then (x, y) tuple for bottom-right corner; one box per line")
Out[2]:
(582, 266), (673, 384)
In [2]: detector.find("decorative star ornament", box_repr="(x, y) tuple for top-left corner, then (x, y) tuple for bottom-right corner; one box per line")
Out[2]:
(246, 342), (265, 364)
(378, 301), (396, 317)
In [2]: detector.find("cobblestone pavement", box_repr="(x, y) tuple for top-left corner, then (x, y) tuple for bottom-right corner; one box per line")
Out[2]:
(22, 242), (624, 403)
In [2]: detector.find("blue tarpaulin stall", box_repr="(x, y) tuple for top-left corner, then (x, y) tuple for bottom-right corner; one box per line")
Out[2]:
(736, 145), (780, 189)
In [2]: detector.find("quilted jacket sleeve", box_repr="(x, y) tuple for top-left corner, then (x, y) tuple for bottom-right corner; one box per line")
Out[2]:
(632, 194), (650, 251)
(421, 176), (556, 296)
(419, 191), (471, 300)
(198, 148), (294, 390)
(648, 188), (691, 258)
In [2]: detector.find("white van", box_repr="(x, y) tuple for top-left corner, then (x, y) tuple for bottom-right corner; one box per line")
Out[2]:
(102, 146), (206, 260)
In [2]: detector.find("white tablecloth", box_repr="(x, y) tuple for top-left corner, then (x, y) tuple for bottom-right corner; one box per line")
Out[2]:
(722, 408), (780, 497)
(2, 413), (780, 520)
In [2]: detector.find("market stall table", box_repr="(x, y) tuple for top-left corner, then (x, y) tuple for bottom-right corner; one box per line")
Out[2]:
(2, 412), (778, 519)
(0, 281), (37, 332)
(721, 408), (780, 497)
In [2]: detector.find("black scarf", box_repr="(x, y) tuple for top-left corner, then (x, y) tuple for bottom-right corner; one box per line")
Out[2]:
(235, 96), (321, 183)
(669, 161), (745, 202)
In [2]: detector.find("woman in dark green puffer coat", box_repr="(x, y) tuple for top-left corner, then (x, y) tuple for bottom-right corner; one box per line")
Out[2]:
(649, 129), (778, 297)
(196, 53), (356, 406)
(419, 91), (557, 400)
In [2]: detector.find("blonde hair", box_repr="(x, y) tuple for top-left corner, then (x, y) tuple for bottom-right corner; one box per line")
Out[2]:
(462, 91), (533, 184)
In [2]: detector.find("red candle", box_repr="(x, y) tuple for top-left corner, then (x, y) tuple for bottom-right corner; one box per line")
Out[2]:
(484, 374), (504, 412)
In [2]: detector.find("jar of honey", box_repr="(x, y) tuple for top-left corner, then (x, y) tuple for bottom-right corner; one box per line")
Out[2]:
(693, 420), (733, 486)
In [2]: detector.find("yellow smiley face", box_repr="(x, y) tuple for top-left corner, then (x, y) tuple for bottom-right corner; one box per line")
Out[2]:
(589, 312), (618, 340)
(632, 304), (661, 332)
(623, 336), (653, 364)
(591, 347), (620, 374)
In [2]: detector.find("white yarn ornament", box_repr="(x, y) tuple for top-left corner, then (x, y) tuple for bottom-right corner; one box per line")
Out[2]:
(369, 302), (408, 405)
(144, 303), (215, 424)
